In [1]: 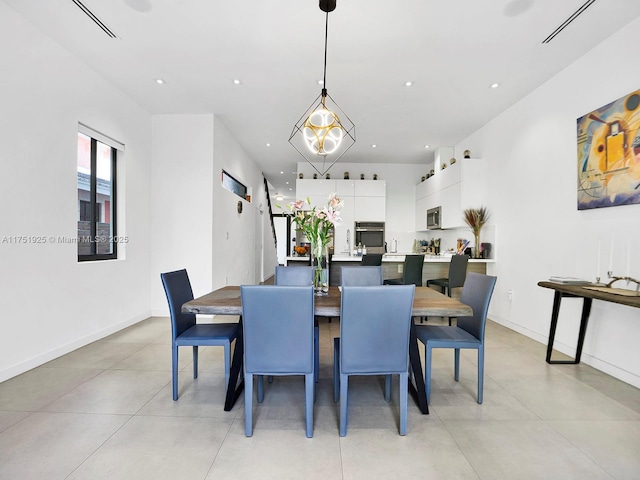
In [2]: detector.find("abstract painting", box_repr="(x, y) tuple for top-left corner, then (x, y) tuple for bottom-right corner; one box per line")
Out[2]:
(577, 88), (640, 210)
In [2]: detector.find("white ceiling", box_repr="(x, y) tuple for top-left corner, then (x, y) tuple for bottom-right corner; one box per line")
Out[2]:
(6, 0), (640, 201)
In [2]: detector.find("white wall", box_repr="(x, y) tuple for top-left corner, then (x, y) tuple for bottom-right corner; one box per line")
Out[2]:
(457, 17), (640, 387)
(150, 115), (214, 312)
(0, 3), (152, 381)
(212, 118), (277, 288)
(150, 116), (277, 315)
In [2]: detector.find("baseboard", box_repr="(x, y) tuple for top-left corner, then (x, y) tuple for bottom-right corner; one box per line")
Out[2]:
(488, 310), (640, 389)
(0, 311), (151, 383)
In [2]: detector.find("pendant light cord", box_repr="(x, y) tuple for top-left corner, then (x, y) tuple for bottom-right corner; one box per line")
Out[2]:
(322, 11), (329, 99)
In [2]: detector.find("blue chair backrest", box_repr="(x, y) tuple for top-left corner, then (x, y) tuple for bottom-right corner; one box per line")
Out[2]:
(275, 266), (314, 285)
(361, 254), (383, 266)
(457, 273), (497, 341)
(340, 285), (415, 373)
(403, 254), (425, 286)
(448, 255), (469, 289)
(341, 266), (383, 286)
(241, 285), (315, 374)
(160, 269), (196, 340)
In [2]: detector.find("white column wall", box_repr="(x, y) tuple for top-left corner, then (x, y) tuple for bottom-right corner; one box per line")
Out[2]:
(0, 3), (152, 381)
(150, 115), (215, 313)
(457, 17), (640, 387)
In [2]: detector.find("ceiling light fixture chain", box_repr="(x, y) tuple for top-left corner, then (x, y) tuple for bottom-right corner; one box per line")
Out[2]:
(288, 0), (355, 177)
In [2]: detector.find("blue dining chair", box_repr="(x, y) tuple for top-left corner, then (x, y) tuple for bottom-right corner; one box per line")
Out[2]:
(426, 254), (469, 325)
(334, 285), (415, 436)
(275, 265), (314, 285)
(274, 266), (319, 384)
(415, 272), (496, 404)
(241, 285), (315, 437)
(160, 269), (240, 401)
(383, 254), (425, 286)
(340, 266), (383, 286)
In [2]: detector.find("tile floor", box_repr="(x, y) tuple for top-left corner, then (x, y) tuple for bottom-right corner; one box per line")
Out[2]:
(1, 316), (639, 479)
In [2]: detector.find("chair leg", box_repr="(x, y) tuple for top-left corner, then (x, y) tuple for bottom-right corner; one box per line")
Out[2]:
(339, 373), (349, 437)
(257, 375), (264, 403)
(424, 344), (432, 403)
(314, 326), (320, 383)
(193, 346), (198, 379)
(245, 372), (253, 436)
(454, 349), (460, 382)
(399, 372), (408, 436)
(305, 373), (314, 438)
(333, 338), (340, 403)
(172, 345), (179, 401)
(477, 347), (484, 404)
(385, 374), (392, 402)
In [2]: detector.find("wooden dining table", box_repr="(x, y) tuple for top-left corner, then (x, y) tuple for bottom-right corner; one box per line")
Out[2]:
(183, 285), (472, 414)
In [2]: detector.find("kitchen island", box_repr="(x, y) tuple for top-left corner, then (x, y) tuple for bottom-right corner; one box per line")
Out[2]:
(285, 253), (492, 287)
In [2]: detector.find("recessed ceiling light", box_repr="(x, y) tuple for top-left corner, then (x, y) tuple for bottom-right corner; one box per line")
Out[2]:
(404, 81), (414, 87)
(280, 171), (284, 174)
(372, 144), (377, 148)
(266, 143), (271, 147)
(424, 145), (430, 149)
(317, 79), (324, 85)
(124, 0), (152, 13)
(289, 188), (293, 191)
(232, 79), (242, 85)
(285, 181), (289, 185)
(154, 78), (165, 85)
(275, 194), (284, 201)
(490, 83), (500, 89)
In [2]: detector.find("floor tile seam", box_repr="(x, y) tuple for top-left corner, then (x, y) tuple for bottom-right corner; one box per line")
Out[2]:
(0, 410), (37, 434)
(130, 376), (173, 417)
(542, 419), (618, 480)
(550, 371), (640, 417)
(34, 368), (106, 412)
(431, 416), (484, 480)
(62, 413), (136, 480)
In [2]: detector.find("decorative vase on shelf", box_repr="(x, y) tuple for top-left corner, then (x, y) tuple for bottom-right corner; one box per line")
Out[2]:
(310, 239), (329, 296)
(463, 206), (490, 260)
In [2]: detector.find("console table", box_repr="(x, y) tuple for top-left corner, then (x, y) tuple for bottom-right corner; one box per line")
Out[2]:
(538, 281), (640, 364)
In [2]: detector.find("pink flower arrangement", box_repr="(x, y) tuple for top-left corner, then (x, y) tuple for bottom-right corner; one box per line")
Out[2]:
(285, 193), (343, 253)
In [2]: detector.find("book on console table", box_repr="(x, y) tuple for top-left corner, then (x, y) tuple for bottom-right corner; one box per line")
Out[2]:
(548, 276), (592, 285)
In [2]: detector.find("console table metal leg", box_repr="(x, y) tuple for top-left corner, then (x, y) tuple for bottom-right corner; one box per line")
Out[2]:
(545, 291), (562, 363)
(574, 298), (592, 363)
(546, 293), (592, 365)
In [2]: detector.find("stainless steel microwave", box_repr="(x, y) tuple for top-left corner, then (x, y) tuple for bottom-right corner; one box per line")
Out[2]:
(426, 207), (441, 229)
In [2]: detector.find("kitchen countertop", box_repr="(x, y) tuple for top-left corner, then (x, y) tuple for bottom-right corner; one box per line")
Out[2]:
(287, 254), (494, 263)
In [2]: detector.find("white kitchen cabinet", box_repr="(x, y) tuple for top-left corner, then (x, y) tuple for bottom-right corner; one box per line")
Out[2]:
(297, 177), (385, 243)
(414, 158), (485, 230)
(296, 179), (335, 198)
(335, 179), (355, 197)
(334, 196), (354, 254)
(354, 180), (386, 197)
(354, 196), (386, 221)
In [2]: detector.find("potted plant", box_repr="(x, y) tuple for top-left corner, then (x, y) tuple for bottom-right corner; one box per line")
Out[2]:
(463, 206), (490, 259)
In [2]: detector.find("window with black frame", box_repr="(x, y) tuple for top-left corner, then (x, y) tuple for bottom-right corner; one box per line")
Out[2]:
(76, 125), (121, 261)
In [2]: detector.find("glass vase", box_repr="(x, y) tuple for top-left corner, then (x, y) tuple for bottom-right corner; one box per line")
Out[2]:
(474, 232), (482, 259)
(310, 241), (329, 296)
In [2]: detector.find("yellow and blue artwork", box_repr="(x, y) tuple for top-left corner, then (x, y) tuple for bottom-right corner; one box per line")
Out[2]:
(577, 88), (640, 210)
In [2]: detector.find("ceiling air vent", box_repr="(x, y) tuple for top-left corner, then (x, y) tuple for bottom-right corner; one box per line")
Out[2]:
(71, 0), (118, 39)
(541, 0), (596, 44)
